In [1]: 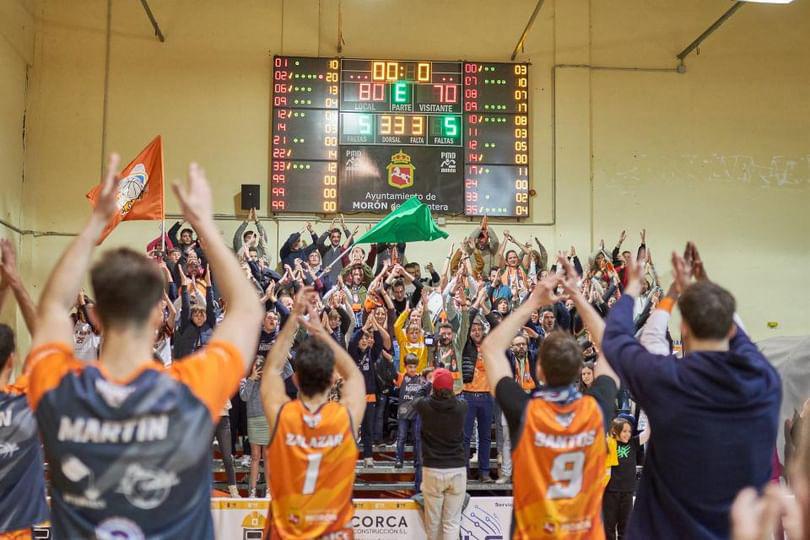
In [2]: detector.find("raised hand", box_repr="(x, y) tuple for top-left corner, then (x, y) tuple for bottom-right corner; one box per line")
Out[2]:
(623, 254), (643, 297)
(618, 230), (627, 245)
(688, 242), (709, 281)
(172, 163), (213, 228)
(556, 253), (581, 298)
(640, 228), (646, 244)
(292, 286), (316, 317)
(265, 281), (276, 302)
(671, 251), (691, 294)
(249, 361), (263, 381)
(730, 484), (793, 540)
(526, 273), (562, 309)
(93, 153), (122, 222)
(300, 300), (330, 340)
(0, 239), (19, 282)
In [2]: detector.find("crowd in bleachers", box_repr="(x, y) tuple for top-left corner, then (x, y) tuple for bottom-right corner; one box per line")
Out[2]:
(1, 166), (803, 539)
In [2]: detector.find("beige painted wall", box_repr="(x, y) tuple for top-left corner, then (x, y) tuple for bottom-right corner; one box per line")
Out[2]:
(4, 0), (809, 341)
(0, 0), (35, 338)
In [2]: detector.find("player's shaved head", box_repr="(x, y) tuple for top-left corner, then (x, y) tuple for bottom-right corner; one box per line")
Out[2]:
(294, 338), (335, 397)
(538, 332), (583, 387)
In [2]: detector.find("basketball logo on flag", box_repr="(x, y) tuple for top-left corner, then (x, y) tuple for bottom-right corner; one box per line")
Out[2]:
(86, 135), (164, 243)
(118, 164), (149, 215)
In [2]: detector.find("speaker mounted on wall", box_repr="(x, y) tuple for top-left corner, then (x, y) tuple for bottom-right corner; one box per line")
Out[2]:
(240, 184), (260, 210)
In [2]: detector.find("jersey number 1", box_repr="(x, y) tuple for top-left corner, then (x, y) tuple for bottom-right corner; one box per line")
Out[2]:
(303, 453), (323, 495)
(547, 451), (584, 499)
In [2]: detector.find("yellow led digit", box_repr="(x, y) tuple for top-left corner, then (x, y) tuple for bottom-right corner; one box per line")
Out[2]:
(394, 115), (405, 135)
(417, 62), (431, 82)
(412, 116), (424, 136)
(372, 61), (386, 80)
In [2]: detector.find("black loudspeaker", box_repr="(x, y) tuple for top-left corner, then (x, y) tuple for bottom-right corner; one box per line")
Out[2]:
(241, 184), (260, 210)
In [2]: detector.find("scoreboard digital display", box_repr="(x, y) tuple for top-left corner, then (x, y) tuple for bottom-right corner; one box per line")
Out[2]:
(271, 56), (530, 217)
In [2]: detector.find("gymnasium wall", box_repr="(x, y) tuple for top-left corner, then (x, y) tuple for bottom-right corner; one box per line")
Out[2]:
(3, 0), (809, 341)
(0, 0), (34, 336)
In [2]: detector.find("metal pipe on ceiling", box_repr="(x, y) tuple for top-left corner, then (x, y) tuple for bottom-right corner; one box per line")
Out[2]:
(139, 0), (165, 43)
(511, 0), (545, 61)
(676, 2), (745, 62)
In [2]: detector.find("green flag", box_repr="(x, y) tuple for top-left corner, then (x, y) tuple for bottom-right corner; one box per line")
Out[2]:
(354, 197), (449, 244)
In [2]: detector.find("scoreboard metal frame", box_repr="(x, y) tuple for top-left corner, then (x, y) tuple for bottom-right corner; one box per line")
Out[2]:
(271, 56), (530, 217)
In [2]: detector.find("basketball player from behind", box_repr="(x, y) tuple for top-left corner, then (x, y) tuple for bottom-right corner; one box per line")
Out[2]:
(24, 156), (262, 539)
(481, 273), (619, 539)
(260, 288), (366, 539)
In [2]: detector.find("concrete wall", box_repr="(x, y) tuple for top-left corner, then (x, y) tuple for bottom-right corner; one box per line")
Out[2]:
(5, 0), (810, 340)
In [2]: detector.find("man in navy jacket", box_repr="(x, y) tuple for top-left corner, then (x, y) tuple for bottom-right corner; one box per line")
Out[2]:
(602, 247), (781, 540)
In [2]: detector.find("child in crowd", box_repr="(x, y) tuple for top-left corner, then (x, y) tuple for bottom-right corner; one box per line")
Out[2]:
(395, 354), (430, 470)
(240, 357), (270, 497)
(604, 417), (649, 540)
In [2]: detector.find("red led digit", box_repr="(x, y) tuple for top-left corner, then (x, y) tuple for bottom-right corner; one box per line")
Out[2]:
(372, 83), (385, 101)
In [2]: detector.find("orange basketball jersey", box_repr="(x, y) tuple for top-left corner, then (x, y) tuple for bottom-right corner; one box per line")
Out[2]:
(264, 400), (358, 539)
(512, 395), (607, 539)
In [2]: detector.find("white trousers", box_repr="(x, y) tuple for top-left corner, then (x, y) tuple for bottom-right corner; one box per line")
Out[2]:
(501, 413), (512, 477)
(421, 466), (467, 540)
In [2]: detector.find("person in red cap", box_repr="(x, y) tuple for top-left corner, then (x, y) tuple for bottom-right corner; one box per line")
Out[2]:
(414, 367), (469, 539)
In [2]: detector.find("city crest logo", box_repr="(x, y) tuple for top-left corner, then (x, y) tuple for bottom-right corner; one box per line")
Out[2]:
(386, 150), (415, 189)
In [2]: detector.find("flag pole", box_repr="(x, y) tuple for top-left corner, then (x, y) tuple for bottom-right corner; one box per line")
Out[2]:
(315, 241), (356, 280)
(160, 135), (166, 252)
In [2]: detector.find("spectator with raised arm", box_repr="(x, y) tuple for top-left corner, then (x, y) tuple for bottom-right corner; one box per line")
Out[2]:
(601, 245), (781, 539)
(318, 215), (355, 283)
(168, 218), (206, 267)
(233, 207), (269, 262)
(465, 216), (500, 275)
(173, 265), (218, 359)
(280, 222), (319, 269)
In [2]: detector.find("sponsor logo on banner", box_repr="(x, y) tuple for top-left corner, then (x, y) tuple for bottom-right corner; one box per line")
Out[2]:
(440, 151), (457, 173)
(205, 497), (514, 539)
(461, 497), (512, 540)
(241, 510), (266, 540)
(352, 500), (423, 539)
(386, 150), (415, 189)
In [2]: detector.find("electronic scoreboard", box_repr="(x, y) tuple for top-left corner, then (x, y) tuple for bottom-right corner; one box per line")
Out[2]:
(271, 57), (529, 217)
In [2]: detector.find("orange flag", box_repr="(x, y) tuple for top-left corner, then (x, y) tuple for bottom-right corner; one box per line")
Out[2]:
(87, 136), (164, 243)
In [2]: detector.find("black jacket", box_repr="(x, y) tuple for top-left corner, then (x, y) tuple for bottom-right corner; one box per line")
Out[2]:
(172, 285), (216, 359)
(461, 308), (481, 384)
(414, 394), (468, 468)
